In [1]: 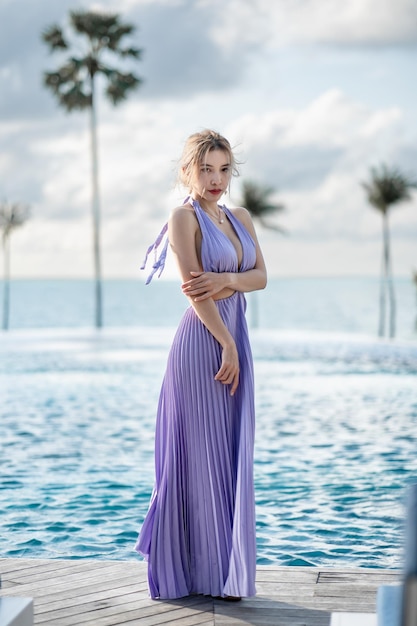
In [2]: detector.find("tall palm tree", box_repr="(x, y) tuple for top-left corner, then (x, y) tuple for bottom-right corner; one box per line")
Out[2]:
(42, 10), (142, 328)
(0, 202), (30, 331)
(240, 180), (286, 327)
(362, 164), (416, 338)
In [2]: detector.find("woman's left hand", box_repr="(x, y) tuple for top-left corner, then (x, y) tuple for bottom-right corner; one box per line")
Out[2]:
(182, 271), (229, 301)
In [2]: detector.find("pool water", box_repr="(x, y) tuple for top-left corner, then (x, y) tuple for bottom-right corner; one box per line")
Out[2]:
(1, 326), (417, 568)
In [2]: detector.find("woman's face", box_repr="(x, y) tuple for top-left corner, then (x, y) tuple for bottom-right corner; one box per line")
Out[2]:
(192, 149), (232, 202)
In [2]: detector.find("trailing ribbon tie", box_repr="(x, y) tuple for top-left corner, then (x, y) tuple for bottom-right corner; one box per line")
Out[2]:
(140, 198), (197, 284)
(140, 222), (169, 285)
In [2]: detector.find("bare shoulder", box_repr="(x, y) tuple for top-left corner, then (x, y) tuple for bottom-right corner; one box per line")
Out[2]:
(169, 203), (198, 227)
(229, 206), (254, 230)
(170, 203), (195, 218)
(229, 206), (251, 219)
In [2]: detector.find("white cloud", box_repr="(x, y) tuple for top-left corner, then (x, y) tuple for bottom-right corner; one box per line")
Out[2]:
(280, 0), (417, 46)
(5, 85), (414, 279)
(227, 90), (406, 208)
(225, 90), (416, 252)
(207, 0), (417, 48)
(1, 0), (416, 279)
(228, 89), (402, 152)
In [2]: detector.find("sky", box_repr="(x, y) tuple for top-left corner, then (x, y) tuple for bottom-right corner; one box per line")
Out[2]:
(0, 0), (416, 279)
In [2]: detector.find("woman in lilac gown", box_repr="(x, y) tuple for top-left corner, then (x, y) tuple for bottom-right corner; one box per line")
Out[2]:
(136, 129), (267, 600)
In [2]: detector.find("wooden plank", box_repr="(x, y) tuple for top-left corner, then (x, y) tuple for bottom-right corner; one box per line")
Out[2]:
(35, 597), (148, 623)
(0, 560), (123, 590)
(75, 599), (214, 626)
(3, 561), (144, 588)
(255, 567), (318, 583)
(0, 558), (113, 576)
(238, 597), (374, 614)
(29, 562), (144, 588)
(0, 559), (400, 625)
(117, 616), (213, 626)
(317, 570), (400, 585)
(255, 582), (316, 597)
(37, 596), (213, 626)
(214, 605), (330, 626)
(32, 582), (145, 612)
(0, 568), (146, 600)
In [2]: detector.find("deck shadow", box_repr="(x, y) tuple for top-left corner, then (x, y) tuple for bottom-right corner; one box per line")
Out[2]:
(161, 594), (331, 625)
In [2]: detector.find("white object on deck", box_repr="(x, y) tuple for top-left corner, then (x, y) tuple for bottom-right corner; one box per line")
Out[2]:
(330, 613), (377, 626)
(376, 583), (403, 626)
(0, 598), (33, 626)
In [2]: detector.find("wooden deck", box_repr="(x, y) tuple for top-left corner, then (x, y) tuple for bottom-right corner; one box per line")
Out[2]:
(0, 558), (401, 625)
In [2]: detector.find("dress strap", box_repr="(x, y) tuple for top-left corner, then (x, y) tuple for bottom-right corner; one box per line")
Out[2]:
(140, 222), (169, 285)
(140, 197), (196, 284)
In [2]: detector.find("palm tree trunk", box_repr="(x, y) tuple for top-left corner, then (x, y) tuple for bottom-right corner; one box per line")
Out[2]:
(384, 213), (396, 338)
(378, 211), (389, 338)
(89, 73), (103, 328)
(378, 251), (386, 338)
(250, 291), (259, 328)
(2, 234), (10, 331)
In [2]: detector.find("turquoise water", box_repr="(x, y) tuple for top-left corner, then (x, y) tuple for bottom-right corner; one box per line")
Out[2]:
(1, 278), (417, 568)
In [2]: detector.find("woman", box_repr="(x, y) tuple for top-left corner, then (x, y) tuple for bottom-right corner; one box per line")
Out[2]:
(136, 129), (267, 601)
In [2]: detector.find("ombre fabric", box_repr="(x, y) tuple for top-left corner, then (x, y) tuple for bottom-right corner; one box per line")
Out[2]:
(135, 198), (257, 599)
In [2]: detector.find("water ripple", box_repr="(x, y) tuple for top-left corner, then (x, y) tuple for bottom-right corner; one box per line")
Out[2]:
(1, 327), (416, 568)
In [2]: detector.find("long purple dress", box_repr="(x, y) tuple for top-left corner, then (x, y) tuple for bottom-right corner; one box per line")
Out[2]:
(136, 197), (257, 599)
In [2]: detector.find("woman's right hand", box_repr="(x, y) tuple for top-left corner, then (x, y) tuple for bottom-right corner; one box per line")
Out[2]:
(215, 342), (239, 396)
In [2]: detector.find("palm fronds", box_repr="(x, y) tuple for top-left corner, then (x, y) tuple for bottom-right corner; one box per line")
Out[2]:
(241, 180), (286, 233)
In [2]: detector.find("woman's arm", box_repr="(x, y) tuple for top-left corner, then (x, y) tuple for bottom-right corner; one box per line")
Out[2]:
(182, 207), (267, 301)
(168, 206), (240, 395)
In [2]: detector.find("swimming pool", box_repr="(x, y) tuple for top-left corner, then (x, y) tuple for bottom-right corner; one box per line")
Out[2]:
(1, 326), (416, 568)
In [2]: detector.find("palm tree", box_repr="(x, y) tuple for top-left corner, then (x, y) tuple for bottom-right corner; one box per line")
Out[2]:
(362, 164), (416, 338)
(42, 10), (142, 328)
(240, 180), (286, 327)
(0, 202), (30, 331)
(241, 180), (286, 233)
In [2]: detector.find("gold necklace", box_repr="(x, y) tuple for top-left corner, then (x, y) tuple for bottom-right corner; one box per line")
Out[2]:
(205, 206), (224, 224)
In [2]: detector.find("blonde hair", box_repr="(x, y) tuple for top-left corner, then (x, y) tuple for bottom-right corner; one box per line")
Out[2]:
(179, 129), (240, 191)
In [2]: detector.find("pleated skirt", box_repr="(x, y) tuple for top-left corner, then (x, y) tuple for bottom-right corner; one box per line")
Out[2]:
(136, 292), (256, 599)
